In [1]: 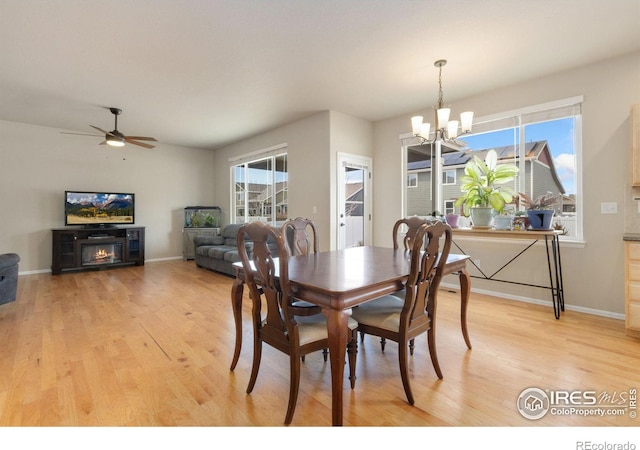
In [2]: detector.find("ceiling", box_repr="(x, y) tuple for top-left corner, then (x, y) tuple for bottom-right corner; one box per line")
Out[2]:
(1, 0), (639, 150)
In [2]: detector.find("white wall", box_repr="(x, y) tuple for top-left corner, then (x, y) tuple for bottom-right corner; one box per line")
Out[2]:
(212, 110), (373, 251)
(372, 51), (640, 316)
(0, 120), (215, 272)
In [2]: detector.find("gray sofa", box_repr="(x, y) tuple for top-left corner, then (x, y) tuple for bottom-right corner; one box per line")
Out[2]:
(194, 224), (253, 276)
(0, 253), (20, 305)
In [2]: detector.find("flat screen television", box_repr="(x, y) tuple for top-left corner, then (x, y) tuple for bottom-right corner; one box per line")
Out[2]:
(65, 191), (135, 227)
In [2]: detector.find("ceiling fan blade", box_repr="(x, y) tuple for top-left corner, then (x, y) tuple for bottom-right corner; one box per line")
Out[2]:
(124, 136), (158, 141)
(61, 132), (102, 137)
(90, 125), (112, 135)
(125, 138), (156, 149)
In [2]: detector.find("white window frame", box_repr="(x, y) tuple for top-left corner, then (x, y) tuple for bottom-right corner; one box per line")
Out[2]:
(229, 143), (288, 226)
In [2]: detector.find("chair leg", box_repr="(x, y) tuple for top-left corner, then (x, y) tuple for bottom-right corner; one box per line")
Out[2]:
(409, 338), (415, 355)
(285, 352), (302, 425)
(322, 348), (328, 362)
(230, 278), (244, 371)
(246, 338), (262, 394)
(427, 325), (443, 379)
(458, 268), (473, 349)
(347, 331), (357, 389)
(380, 337), (386, 352)
(398, 338), (414, 405)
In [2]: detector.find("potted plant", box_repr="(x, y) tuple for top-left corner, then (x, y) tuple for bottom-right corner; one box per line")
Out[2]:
(445, 213), (460, 228)
(519, 192), (560, 230)
(493, 211), (514, 230)
(454, 149), (519, 228)
(513, 210), (529, 231)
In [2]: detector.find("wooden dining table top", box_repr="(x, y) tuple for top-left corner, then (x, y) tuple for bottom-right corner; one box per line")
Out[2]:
(234, 246), (469, 310)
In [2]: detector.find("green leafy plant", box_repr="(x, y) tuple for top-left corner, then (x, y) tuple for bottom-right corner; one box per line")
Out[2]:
(454, 149), (519, 216)
(519, 192), (560, 210)
(203, 213), (218, 227)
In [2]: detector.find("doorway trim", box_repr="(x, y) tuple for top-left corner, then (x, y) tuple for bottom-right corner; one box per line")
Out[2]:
(336, 152), (372, 249)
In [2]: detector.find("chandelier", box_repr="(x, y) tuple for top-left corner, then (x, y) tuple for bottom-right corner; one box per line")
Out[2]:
(410, 59), (473, 143)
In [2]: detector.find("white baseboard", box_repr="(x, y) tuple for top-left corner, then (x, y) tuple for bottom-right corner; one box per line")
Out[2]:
(439, 281), (625, 321)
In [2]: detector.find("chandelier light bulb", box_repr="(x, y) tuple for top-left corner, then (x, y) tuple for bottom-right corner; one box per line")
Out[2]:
(460, 111), (474, 133)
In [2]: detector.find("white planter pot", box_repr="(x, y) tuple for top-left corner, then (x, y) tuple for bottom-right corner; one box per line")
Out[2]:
(494, 216), (513, 230)
(470, 207), (494, 228)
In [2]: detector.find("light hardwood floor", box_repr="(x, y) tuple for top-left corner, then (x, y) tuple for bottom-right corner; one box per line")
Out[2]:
(0, 259), (638, 427)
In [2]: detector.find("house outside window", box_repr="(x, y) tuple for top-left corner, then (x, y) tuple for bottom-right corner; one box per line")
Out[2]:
(443, 169), (456, 185)
(231, 149), (288, 226)
(405, 97), (582, 241)
(407, 173), (418, 188)
(444, 200), (456, 215)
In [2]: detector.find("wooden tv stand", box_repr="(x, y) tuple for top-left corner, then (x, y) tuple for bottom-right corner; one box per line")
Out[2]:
(51, 227), (145, 275)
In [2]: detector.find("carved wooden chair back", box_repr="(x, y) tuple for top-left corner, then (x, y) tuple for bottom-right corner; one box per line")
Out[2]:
(392, 216), (438, 251)
(282, 217), (319, 256)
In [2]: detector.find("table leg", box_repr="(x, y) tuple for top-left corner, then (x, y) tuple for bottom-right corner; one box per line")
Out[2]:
(458, 267), (472, 349)
(322, 306), (351, 426)
(230, 277), (245, 371)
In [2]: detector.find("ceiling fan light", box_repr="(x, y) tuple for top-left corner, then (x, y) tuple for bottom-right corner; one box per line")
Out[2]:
(106, 135), (125, 147)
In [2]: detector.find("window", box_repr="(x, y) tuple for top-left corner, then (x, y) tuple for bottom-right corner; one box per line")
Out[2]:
(444, 200), (456, 215)
(407, 173), (418, 188)
(231, 147), (288, 226)
(405, 97), (582, 241)
(443, 169), (456, 185)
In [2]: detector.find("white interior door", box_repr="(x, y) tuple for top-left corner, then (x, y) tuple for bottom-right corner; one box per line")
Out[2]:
(337, 153), (372, 249)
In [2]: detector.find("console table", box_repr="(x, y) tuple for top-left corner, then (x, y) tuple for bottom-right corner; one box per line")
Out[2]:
(51, 227), (145, 275)
(451, 228), (565, 319)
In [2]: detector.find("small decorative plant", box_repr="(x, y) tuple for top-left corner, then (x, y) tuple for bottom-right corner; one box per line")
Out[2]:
(455, 149), (519, 216)
(519, 192), (560, 210)
(553, 221), (568, 235)
(203, 213), (218, 227)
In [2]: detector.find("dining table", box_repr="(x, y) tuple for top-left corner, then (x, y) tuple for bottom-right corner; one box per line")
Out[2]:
(229, 245), (470, 426)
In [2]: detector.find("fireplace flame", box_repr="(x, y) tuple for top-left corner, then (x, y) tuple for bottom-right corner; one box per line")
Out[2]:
(95, 248), (113, 261)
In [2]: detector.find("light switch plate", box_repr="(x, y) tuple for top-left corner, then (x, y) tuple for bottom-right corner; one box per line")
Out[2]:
(601, 202), (617, 214)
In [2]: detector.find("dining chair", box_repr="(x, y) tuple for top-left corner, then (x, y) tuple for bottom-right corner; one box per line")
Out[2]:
(237, 221), (359, 425)
(390, 216), (473, 350)
(282, 216), (319, 257)
(392, 216), (435, 251)
(351, 221), (452, 405)
(381, 216), (438, 354)
(282, 217), (322, 316)
(281, 217), (327, 361)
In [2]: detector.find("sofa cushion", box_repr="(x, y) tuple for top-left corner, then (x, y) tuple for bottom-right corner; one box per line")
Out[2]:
(212, 235), (225, 245)
(223, 250), (242, 263)
(207, 245), (237, 260)
(222, 223), (244, 239)
(195, 245), (214, 256)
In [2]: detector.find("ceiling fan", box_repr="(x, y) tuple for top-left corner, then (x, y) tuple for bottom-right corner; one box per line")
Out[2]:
(62, 107), (158, 149)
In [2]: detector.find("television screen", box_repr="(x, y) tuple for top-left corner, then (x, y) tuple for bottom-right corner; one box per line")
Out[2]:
(65, 191), (135, 227)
